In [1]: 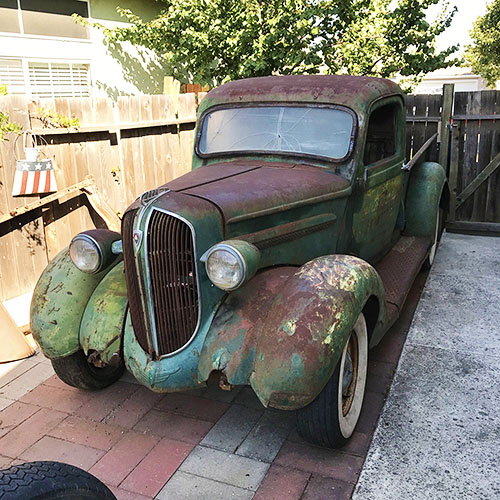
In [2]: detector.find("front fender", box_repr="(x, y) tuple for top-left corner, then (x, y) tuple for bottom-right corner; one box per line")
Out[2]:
(405, 161), (446, 237)
(80, 261), (127, 364)
(250, 255), (386, 410)
(198, 266), (298, 386)
(30, 248), (120, 359)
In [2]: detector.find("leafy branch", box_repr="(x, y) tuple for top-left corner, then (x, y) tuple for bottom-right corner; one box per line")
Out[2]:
(0, 84), (23, 141)
(0, 111), (23, 141)
(32, 107), (80, 130)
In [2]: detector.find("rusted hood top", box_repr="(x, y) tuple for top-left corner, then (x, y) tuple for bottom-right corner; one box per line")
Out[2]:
(166, 161), (349, 224)
(199, 75), (403, 117)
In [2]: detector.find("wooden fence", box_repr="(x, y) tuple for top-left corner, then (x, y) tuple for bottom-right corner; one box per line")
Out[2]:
(0, 92), (204, 302)
(0, 85), (499, 302)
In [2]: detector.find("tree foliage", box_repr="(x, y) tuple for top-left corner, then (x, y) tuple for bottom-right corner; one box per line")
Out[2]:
(94, 0), (458, 87)
(465, 0), (500, 87)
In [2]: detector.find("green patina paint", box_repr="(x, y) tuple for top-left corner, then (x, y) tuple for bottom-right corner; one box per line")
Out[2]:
(282, 320), (297, 336)
(231, 347), (256, 385)
(80, 261), (127, 364)
(30, 248), (119, 359)
(291, 353), (304, 378)
(405, 162), (446, 237)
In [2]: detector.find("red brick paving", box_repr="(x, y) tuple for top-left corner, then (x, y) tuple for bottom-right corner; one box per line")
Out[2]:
(133, 408), (214, 444)
(47, 415), (125, 451)
(155, 392), (229, 422)
(89, 431), (159, 486)
(104, 386), (164, 429)
(0, 407), (67, 458)
(19, 435), (105, 470)
(275, 440), (364, 483)
(119, 437), (194, 497)
(301, 474), (355, 500)
(355, 390), (387, 434)
(19, 384), (92, 414)
(253, 464), (310, 500)
(0, 401), (39, 439)
(0, 274), (426, 498)
(77, 382), (139, 422)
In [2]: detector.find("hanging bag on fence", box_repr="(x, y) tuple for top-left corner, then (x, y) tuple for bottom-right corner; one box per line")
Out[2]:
(12, 130), (57, 197)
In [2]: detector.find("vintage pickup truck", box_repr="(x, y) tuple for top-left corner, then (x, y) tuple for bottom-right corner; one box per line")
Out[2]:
(31, 75), (448, 448)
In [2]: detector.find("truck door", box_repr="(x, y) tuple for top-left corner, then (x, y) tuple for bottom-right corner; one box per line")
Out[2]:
(350, 97), (405, 262)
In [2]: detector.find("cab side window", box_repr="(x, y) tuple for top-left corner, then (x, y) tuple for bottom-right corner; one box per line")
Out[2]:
(363, 103), (398, 166)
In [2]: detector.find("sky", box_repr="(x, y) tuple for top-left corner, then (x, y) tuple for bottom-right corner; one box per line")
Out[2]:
(431, 0), (490, 53)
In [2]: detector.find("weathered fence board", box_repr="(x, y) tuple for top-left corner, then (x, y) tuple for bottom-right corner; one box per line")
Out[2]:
(405, 93), (441, 164)
(0, 93), (197, 301)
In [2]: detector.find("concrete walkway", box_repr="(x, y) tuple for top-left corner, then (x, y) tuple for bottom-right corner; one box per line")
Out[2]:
(353, 233), (500, 499)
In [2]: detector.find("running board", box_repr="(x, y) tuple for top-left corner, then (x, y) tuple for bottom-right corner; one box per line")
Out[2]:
(374, 236), (431, 325)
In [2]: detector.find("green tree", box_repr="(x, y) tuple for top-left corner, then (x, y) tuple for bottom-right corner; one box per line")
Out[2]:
(91, 0), (458, 88)
(465, 0), (500, 87)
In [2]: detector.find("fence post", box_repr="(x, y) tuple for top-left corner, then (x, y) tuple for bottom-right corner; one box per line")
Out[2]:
(439, 83), (454, 169)
(448, 121), (461, 223)
(163, 76), (181, 116)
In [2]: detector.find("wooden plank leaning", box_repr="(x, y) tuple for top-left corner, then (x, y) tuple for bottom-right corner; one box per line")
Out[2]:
(402, 132), (438, 171)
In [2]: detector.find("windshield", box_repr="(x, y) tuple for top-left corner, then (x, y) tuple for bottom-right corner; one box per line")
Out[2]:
(198, 106), (355, 161)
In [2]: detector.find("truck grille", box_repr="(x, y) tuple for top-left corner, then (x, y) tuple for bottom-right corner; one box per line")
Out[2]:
(148, 210), (199, 355)
(122, 208), (200, 356)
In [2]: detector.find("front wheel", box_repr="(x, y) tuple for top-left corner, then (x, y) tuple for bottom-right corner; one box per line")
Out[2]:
(296, 313), (368, 448)
(51, 350), (124, 390)
(0, 461), (116, 499)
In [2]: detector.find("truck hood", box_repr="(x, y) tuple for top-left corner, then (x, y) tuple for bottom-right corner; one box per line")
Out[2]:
(166, 161), (350, 225)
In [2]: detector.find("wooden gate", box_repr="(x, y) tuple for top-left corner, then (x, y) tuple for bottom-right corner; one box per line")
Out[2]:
(405, 85), (500, 233)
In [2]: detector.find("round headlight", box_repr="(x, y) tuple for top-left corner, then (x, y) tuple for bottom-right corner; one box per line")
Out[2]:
(205, 245), (245, 291)
(69, 235), (102, 273)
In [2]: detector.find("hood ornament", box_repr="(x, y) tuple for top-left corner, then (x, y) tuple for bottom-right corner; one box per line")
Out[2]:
(140, 187), (170, 206)
(133, 229), (143, 251)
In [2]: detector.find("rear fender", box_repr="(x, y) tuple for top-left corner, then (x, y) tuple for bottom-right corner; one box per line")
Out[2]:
(79, 261), (127, 365)
(250, 255), (387, 410)
(30, 248), (119, 359)
(405, 161), (447, 237)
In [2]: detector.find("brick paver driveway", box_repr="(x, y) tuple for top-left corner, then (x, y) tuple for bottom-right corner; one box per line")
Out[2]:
(0, 273), (426, 499)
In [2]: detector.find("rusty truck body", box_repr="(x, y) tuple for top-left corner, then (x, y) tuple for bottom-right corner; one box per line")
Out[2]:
(31, 75), (447, 447)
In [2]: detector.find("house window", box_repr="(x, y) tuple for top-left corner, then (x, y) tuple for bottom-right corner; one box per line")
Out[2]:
(0, 58), (25, 94)
(0, 58), (90, 97)
(0, 0), (89, 39)
(29, 61), (90, 97)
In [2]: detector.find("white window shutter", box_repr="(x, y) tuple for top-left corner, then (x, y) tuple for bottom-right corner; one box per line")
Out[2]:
(28, 62), (90, 98)
(0, 58), (26, 94)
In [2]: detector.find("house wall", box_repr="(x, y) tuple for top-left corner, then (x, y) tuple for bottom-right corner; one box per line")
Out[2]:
(0, 0), (169, 99)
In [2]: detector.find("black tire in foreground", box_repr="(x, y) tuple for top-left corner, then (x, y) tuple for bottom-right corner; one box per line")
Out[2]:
(296, 313), (368, 448)
(51, 350), (124, 390)
(0, 461), (116, 500)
